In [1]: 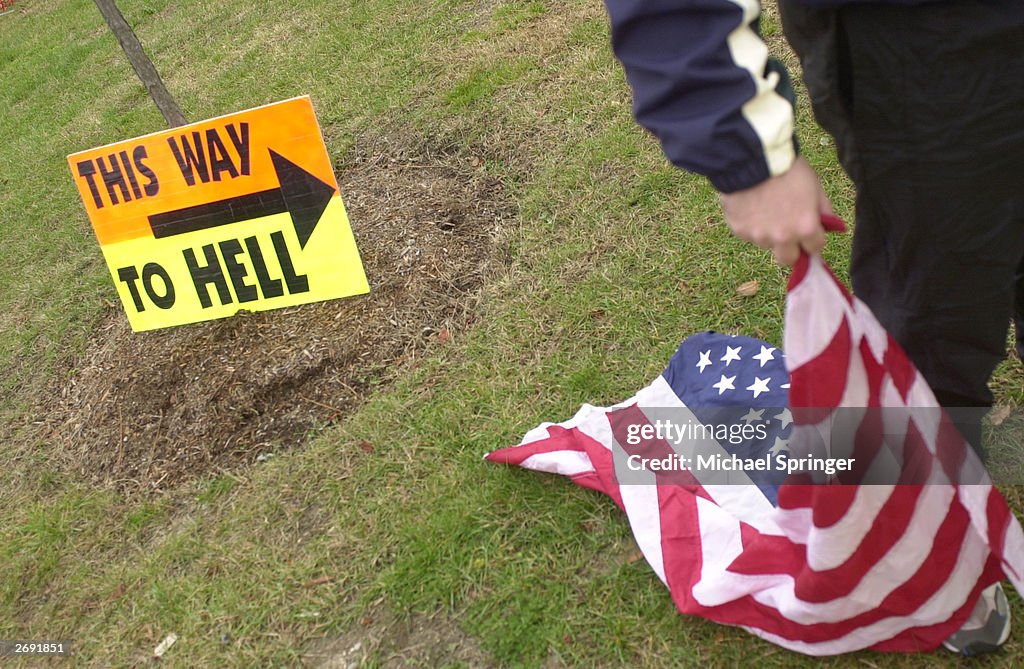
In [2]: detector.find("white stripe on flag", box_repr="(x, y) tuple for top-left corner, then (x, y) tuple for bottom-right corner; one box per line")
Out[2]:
(784, 258), (848, 370)
(520, 451), (594, 477)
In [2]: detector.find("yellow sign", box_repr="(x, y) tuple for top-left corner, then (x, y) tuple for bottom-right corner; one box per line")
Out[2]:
(67, 96), (368, 331)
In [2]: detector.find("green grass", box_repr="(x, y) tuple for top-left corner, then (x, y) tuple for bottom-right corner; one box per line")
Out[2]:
(1, 0), (1021, 667)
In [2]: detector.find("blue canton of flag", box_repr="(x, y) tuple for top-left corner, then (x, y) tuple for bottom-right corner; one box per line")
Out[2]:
(663, 331), (792, 505)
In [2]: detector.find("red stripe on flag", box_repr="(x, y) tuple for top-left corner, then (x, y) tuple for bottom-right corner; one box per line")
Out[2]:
(844, 407), (888, 484)
(986, 488), (1010, 564)
(608, 404), (706, 493)
(897, 420), (933, 485)
(811, 485), (858, 527)
(573, 429), (626, 510)
(858, 338), (886, 406)
(787, 317), (852, 409)
(485, 427), (582, 466)
(788, 253), (812, 293)
(656, 484), (704, 611)
(934, 418), (968, 484)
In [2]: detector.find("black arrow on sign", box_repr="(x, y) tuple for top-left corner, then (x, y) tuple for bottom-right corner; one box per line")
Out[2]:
(148, 149), (335, 249)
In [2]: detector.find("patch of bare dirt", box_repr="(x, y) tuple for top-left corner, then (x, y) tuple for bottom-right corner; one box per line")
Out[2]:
(302, 608), (489, 669)
(41, 133), (511, 493)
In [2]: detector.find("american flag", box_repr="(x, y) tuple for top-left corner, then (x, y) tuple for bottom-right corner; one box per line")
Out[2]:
(486, 250), (1024, 655)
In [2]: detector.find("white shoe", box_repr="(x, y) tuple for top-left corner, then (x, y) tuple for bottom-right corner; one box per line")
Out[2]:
(942, 583), (1011, 657)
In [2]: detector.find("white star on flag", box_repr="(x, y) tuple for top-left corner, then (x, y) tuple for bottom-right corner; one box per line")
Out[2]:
(746, 377), (771, 399)
(696, 350), (712, 373)
(740, 408), (764, 424)
(712, 374), (736, 395)
(769, 436), (790, 454)
(721, 345), (742, 366)
(774, 408), (793, 429)
(752, 345), (776, 367)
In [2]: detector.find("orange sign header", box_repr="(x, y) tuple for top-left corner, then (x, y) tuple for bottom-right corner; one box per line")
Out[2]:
(69, 96), (337, 246)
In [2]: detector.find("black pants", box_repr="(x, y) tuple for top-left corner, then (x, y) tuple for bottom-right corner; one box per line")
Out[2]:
(779, 0), (1024, 456)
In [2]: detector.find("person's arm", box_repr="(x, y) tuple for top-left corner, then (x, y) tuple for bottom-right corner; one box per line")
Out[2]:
(604, 0), (831, 264)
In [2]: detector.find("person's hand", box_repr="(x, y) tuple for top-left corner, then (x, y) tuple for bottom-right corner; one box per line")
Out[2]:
(718, 156), (834, 266)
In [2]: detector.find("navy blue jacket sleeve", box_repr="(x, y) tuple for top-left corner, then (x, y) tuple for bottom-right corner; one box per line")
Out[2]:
(603, 0), (799, 193)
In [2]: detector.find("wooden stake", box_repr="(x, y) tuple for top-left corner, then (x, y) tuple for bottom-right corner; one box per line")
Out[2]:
(93, 0), (187, 128)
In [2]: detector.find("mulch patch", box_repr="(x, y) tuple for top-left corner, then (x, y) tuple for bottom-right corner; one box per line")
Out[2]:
(41, 135), (511, 493)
